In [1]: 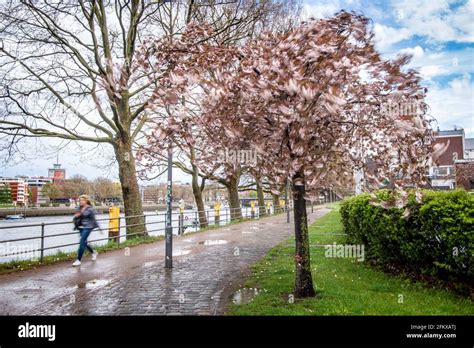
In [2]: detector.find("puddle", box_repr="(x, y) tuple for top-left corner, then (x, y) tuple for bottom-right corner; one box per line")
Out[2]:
(250, 226), (260, 230)
(231, 288), (261, 305)
(172, 249), (192, 256)
(198, 240), (228, 246)
(241, 231), (254, 234)
(143, 261), (159, 268)
(76, 279), (110, 290)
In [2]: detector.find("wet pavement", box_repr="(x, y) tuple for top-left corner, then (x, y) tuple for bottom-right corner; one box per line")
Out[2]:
(0, 208), (330, 315)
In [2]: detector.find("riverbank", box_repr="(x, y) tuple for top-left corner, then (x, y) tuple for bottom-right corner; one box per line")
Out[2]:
(0, 204), (196, 218)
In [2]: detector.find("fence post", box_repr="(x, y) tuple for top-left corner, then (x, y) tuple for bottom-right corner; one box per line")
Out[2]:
(143, 214), (147, 235)
(117, 217), (121, 245)
(195, 210), (198, 229)
(40, 222), (45, 262)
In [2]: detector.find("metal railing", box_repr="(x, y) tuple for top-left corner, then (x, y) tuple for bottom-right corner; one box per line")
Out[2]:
(0, 204), (298, 263)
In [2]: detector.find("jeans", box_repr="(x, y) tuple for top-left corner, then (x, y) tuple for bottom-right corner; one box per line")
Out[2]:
(77, 228), (94, 261)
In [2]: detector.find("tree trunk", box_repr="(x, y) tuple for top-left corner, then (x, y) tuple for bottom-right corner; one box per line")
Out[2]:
(191, 171), (208, 228)
(272, 193), (281, 213)
(256, 181), (266, 216)
(115, 139), (146, 237)
(292, 171), (315, 298)
(227, 176), (242, 220)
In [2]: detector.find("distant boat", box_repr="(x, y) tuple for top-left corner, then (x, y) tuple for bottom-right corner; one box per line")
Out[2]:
(4, 214), (25, 220)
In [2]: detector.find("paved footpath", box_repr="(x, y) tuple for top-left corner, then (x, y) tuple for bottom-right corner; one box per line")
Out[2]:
(0, 208), (330, 315)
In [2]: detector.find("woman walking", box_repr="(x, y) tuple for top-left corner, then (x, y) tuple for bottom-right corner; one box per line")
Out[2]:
(72, 195), (99, 266)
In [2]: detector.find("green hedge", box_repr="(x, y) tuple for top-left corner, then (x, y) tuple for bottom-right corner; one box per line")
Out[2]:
(340, 190), (473, 284)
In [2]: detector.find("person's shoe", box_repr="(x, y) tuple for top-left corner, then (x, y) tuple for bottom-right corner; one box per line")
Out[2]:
(72, 260), (81, 267)
(91, 251), (98, 261)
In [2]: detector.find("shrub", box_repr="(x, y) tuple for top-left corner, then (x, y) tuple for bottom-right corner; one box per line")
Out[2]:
(340, 190), (473, 284)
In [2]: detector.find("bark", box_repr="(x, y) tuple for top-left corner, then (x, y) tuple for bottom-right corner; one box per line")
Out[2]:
(227, 176), (242, 220)
(256, 181), (266, 216)
(272, 193), (281, 213)
(292, 170), (315, 298)
(190, 146), (208, 227)
(191, 172), (208, 228)
(115, 138), (146, 237)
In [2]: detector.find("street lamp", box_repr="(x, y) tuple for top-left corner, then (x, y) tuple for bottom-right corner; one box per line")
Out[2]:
(286, 178), (290, 223)
(165, 140), (173, 269)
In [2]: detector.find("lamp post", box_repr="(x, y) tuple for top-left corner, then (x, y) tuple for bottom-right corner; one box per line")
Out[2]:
(165, 141), (173, 269)
(286, 178), (290, 223)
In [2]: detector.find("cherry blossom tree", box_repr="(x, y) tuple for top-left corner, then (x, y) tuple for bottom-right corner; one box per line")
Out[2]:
(136, 0), (302, 224)
(199, 11), (435, 297)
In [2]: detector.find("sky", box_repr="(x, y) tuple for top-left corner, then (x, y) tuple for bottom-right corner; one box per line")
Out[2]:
(302, 0), (474, 134)
(2, 0), (473, 183)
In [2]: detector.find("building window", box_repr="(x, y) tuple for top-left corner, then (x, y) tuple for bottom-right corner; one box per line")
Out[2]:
(434, 167), (452, 176)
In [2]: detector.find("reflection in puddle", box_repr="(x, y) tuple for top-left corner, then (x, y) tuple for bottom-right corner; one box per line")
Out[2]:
(232, 288), (261, 305)
(198, 240), (228, 246)
(241, 231), (254, 234)
(76, 279), (110, 290)
(250, 226), (260, 230)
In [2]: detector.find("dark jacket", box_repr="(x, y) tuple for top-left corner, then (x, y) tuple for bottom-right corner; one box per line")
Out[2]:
(74, 206), (99, 230)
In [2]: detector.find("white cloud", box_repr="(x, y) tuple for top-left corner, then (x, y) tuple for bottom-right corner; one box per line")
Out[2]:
(384, 46), (474, 80)
(419, 65), (451, 80)
(390, 0), (474, 45)
(302, 2), (341, 20)
(373, 23), (411, 49)
(426, 73), (474, 136)
(398, 45), (425, 58)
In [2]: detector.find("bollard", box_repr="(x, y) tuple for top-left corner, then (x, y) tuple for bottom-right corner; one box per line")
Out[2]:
(214, 201), (221, 226)
(108, 206), (120, 243)
(251, 201), (255, 219)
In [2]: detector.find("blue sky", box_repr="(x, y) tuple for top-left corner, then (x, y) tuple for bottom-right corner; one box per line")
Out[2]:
(303, 0), (474, 137)
(2, 0), (473, 182)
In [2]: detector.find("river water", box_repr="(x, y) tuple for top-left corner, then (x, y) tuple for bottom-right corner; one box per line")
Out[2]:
(0, 207), (265, 263)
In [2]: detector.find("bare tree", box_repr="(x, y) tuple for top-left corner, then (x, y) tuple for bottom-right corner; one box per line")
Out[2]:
(0, 0), (294, 235)
(136, 0), (302, 224)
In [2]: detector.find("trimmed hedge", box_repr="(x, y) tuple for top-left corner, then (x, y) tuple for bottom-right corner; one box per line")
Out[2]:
(340, 190), (473, 284)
